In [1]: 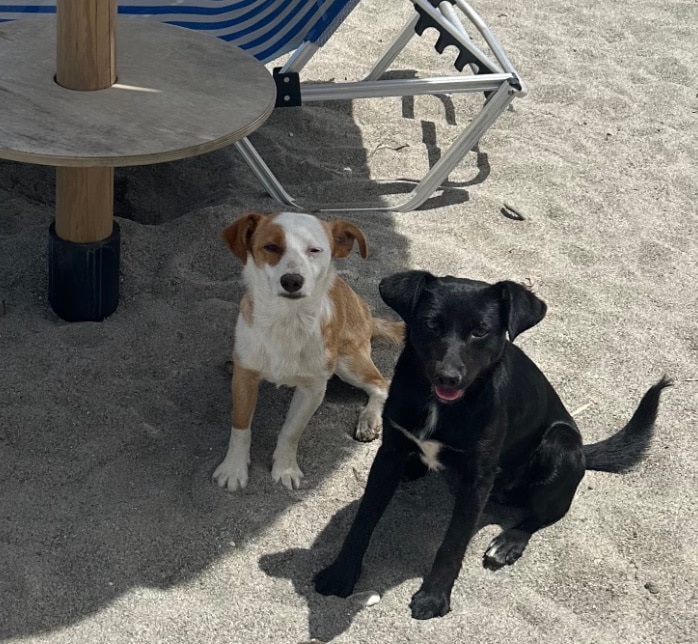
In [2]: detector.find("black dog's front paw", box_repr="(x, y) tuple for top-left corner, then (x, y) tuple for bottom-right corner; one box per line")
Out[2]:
(409, 587), (451, 620)
(314, 561), (360, 598)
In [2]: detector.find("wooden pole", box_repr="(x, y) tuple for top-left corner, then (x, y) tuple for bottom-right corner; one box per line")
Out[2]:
(49, 0), (120, 320)
(54, 0), (118, 244)
(55, 166), (114, 242)
(56, 0), (117, 91)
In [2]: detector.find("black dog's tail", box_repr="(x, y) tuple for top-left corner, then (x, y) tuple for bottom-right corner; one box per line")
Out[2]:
(583, 376), (672, 473)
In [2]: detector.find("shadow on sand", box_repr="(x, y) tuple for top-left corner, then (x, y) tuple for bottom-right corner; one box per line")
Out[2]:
(0, 69), (501, 639)
(260, 472), (525, 642)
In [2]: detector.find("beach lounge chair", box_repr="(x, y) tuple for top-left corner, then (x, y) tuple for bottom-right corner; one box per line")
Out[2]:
(0, 0), (526, 212)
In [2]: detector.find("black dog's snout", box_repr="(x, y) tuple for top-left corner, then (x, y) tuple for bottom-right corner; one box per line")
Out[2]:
(434, 367), (463, 389)
(280, 273), (304, 293)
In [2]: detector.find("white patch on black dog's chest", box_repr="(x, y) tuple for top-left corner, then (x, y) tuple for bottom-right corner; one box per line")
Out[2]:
(416, 438), (444, 471)
(423, 402), (439, 438)
(393, 416), (445, 472)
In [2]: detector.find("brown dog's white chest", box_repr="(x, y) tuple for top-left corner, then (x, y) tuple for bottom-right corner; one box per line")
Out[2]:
(234, 297), (333, 387)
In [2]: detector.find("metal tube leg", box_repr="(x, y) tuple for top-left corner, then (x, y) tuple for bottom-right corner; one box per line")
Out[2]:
(279, 42), (319, 74)
(439, 1), (470, 40)
(234, 138), (297, 207)
(364, 15), (419, 81)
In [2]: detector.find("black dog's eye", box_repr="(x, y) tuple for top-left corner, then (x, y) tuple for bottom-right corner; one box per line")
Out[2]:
(425, 318), (440, 331)
(263, 244), (281, 253)
(471, 325), (489, 338)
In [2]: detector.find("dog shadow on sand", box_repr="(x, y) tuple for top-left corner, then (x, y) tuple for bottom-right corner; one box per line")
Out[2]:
(259, 471), (525, 643)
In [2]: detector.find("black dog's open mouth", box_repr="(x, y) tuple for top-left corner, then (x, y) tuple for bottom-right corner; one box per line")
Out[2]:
(433, 386), (464, 403)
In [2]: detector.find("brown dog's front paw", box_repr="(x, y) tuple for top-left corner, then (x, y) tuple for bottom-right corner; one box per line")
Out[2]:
(409, 588), (451, 620)
(354, 410), (382, 442)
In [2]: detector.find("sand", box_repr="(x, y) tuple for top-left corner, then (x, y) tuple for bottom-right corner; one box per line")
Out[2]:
(1, 1), (696, 642)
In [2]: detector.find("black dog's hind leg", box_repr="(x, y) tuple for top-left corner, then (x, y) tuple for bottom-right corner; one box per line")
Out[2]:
(484, 422), (585, 570)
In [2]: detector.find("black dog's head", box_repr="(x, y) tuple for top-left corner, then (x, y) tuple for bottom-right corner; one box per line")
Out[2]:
(379, 271), (547, 404)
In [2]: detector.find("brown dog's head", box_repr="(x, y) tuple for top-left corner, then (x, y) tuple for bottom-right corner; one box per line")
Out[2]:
(222, 212), (367, 299)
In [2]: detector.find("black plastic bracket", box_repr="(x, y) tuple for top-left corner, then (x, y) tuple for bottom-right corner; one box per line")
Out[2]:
(507, 74), (523, 93)
(414, 3), (496, 75)
(273, 68), (302, 108)
(48, 221), (120, 322)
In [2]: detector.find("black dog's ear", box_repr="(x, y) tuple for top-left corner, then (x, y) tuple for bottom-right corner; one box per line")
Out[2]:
(379, 271), (433, 323)
(498, 281), (547, 341)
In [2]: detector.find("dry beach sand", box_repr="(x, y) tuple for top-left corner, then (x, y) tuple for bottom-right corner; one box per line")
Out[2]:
(1, 0), (697, 642)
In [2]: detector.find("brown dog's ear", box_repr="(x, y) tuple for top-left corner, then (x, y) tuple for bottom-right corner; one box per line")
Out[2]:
(498, 281), (547, 341)
(379, 270), (434, 323)
(329, 220), (368, 259)
(221, 213), (265, 263)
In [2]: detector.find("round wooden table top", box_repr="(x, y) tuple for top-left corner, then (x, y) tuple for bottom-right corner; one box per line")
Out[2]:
(0, 18), (276, 167)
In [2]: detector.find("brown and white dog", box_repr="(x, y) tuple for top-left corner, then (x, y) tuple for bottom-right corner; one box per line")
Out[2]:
(213, 212), (404, 491)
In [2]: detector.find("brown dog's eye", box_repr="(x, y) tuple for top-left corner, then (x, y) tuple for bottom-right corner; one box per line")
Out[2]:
(471, 325), (489, 338)
(263, 244), (281, 253)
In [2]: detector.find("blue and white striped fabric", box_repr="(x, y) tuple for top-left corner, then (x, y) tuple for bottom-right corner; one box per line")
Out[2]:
(0, 0), (360, 63)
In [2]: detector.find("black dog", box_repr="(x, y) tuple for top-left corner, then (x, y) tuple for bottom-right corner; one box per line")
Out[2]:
(314, 271), (671, 620)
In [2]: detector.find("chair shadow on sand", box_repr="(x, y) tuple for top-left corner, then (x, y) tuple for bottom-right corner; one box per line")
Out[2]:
(259, 471), (526, 643)
(393, 69), (492, 211)
(246, 80), (488, 212)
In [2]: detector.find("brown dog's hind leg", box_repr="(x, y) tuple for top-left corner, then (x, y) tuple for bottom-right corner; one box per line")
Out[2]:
(335, 351), (389, 442)
(483, 422), (585, 569)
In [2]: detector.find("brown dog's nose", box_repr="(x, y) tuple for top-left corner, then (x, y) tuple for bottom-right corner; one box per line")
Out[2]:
(280, 273), (304, 293)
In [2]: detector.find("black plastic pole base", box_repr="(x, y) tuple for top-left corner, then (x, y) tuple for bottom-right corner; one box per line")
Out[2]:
(48, 221), (120, 322)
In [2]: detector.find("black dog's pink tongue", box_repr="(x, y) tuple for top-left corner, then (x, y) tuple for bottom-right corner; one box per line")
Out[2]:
(434, 386), (462, 401)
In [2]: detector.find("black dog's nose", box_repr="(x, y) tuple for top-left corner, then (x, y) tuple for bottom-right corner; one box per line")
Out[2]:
(280, 273), (304, 293)
(434, 369), (462, 389)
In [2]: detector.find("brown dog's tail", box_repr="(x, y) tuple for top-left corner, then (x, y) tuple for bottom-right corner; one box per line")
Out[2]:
(371, 318), (405, 346)
(583, 376), (672, 473)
